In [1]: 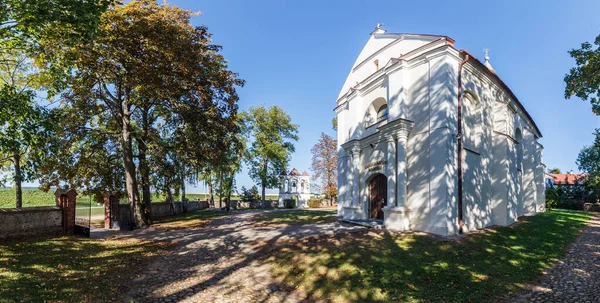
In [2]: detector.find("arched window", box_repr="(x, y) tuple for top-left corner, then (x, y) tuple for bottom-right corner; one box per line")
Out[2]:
(462, 91), (482, 152)
(377, 104), (388, 121)
(515, 128), (523, 171)
(292, 181), (297, 193)
(284, 179), (289, 193)
(363, 97), (387, 126)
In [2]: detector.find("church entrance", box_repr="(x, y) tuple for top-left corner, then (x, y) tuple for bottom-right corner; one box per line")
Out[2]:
(369, 174), (387, 220)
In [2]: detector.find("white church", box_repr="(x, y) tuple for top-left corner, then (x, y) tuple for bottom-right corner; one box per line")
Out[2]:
(278, 168), (311, 208)
(335, 25), (546, 236)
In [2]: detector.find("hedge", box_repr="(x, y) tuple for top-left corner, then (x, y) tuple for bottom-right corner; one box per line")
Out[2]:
(284, 199), (296, 209)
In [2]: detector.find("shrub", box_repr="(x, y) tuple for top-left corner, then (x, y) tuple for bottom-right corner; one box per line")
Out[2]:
(284, 199), (296, 209)
(546, 188), (558, 209)
(308, 198), (321, 208)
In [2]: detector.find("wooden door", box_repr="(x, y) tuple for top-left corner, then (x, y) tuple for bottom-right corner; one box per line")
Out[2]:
(369, 174), (387, 219)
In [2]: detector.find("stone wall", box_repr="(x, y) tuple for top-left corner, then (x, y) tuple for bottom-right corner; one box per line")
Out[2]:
(186, 201), (209, 212)
(0, 206), (63, 238)
(151, 203), (175, 217)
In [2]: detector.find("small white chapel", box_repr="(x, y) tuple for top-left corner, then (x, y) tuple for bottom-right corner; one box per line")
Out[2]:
(278, 168), (311, 208)
(335, 25), (546, 236)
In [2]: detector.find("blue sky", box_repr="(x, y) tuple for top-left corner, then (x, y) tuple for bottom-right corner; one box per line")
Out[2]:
(174, 0), (600, 193)
(17, 1), (600, 193)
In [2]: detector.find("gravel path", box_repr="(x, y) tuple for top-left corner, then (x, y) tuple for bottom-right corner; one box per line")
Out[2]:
(99, 210), (366, 303)
(505, 214), (600, 303)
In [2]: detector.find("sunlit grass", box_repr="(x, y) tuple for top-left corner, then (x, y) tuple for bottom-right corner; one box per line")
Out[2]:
(0, 236), (165, 302)
(252, 209), (338, 226)
(0, 189), (278, 208)
(266, 210), (595, 302)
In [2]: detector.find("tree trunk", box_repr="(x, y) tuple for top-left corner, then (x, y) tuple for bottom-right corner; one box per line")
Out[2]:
(218, 170), (223, 208)
(261, 181), (266, 209)
(13, 151), (22, 208)
(261, 159), (267, 208)
(226, 171), (234, 212)
(121, 108), (147, 228)
(181, 171), (186, 202)
(139, 109), (151, 210)
(207, 175), (214, 207)
(226, 187), (231, 212)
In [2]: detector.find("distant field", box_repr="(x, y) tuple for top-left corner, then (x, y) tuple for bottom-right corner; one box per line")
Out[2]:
(0, 189), (279, 208)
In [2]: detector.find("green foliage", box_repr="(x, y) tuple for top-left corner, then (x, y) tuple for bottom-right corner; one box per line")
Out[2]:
(0, 49), (57, 207)
(308, 198), (322, 208)
(41, 1), (243, 228)
(239, 185), (260, 202)
(545, 187), (558, 208)
(284, 199), (296, 209)
(547, 167), (561, 174)
(0, 0), (111, 43)
(331, 116), (337, 131)
(242, 105), (299, 205)
(565, 34), (600, 114)
(268, 210), (594, 302)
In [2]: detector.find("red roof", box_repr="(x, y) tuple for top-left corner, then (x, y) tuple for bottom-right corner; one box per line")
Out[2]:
(546, 173), (586, 185)
(279, 170), (287, 176)
(301, 171), (310, 176)
(289, 168), (300, 176)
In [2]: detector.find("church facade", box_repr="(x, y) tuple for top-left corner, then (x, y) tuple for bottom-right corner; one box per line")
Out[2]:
(335, 26), (545, 236)
(278, 168), (311, 208)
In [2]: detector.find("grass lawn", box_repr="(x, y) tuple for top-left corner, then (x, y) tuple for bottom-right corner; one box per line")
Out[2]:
(252, 209), (338, 226)
(266, 210), (595, 302)
(0, 236), (165, 302)
(0, 189), (279, 208)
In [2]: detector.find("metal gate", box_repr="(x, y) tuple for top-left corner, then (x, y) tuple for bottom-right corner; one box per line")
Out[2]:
(74, 196), (92, 237)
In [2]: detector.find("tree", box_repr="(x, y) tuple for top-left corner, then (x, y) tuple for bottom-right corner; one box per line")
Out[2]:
(548, 167), (562, 174)
(1, 0), (111, 43)
(0, 49), (55, 207)
(311, 133), (338, 203)
(565, 34), (600, 115)
(243, 105), (299, 208)
(240, 185), (260, 202)
(51, 1), (243, 228)
(332, 117), (338, 131)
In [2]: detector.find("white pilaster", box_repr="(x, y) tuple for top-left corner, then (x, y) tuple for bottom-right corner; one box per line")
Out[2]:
(396, 133), (408, 207)
(377, 118), (413, 231)
(386, 135), (396, 207)
(351, 145), (361, 207)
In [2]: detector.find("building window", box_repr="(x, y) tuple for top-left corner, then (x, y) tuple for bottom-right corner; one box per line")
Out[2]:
(462, 91), (482, 152)
(377, 104), (388, 121)
(515, 128), (523, 171)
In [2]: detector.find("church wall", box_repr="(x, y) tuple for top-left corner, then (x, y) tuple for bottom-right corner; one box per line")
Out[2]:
(335, 32), (544, 236)
(522, 128), (537, 216)
(336, 104), (350, 216)
(340, 37), (440, 100)
(455, 66), (498, 233)
(507, 138), (520, 224)
(404, 51), (458, 235)
(535, 143), (546, 212)
(491, 134), (509, 225)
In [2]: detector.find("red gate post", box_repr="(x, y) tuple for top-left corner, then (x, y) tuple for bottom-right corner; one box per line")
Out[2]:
(55, 187), (77, 234)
